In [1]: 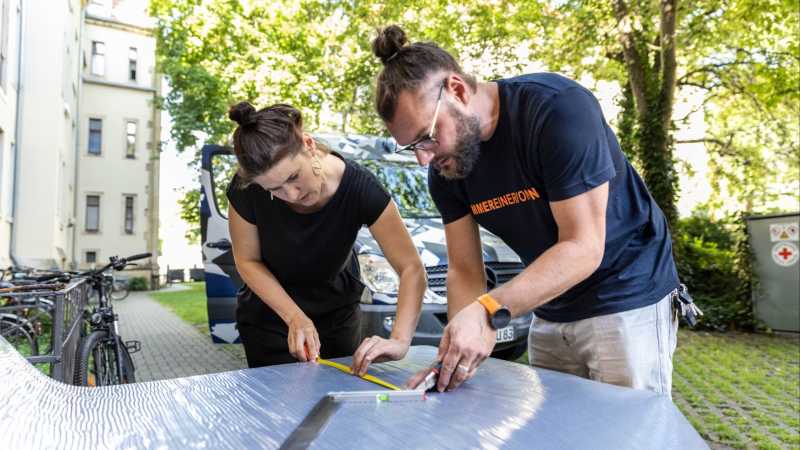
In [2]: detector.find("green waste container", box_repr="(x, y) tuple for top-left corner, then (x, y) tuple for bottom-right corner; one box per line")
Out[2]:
(746, 212), (800, 332)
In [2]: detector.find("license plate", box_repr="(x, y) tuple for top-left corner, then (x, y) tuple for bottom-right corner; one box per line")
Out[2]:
(496, 326), (514, 343)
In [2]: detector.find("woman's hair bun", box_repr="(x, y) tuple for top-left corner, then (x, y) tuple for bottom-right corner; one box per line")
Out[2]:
(372, 25), (408, 64)
(229, 101), (257, 127)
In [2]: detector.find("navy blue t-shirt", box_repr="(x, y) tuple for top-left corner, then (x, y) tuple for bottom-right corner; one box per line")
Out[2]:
(428, 73), (679, 322)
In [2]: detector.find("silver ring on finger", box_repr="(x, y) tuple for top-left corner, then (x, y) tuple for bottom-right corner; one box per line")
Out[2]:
(457, 364), (470, 373)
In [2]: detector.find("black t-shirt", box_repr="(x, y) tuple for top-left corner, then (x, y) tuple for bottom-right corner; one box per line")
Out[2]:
(429, 73), (679, 322)
(226, 154), (391, 325)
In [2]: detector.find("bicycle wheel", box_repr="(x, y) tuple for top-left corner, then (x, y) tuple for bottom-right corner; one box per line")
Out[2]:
(110, 280), (129, 301)
(75, 330), (136, 386)
(0, 315), (39, 356)
(119, 340), (135, 382)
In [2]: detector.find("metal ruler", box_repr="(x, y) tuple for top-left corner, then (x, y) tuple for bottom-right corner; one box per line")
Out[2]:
(278, 355), (423, 449)
(279, 390), (426, 450)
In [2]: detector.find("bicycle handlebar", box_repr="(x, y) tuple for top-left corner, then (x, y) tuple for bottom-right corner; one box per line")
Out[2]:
(125, 253), (152, 262)
(6, 252), (152, 285)
(80, 252), (153, 278)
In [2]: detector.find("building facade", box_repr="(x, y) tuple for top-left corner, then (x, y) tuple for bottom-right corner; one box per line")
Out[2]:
(10, 0), (83, 270)
(1, 0), (159, 286)
(76, 1), (160, 284)
(0, 0), (22, 269)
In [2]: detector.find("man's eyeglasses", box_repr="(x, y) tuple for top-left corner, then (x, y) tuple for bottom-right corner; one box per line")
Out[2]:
(395, 81), (445, 155)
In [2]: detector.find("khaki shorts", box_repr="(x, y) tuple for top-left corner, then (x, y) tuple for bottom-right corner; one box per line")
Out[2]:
(527, 292), (679, 396)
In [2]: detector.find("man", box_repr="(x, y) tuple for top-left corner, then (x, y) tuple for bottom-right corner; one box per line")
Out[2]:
(371, 25), (680, 395)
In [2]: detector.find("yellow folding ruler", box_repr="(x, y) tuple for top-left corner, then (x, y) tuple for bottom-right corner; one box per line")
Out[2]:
(315, 357), (402, 391)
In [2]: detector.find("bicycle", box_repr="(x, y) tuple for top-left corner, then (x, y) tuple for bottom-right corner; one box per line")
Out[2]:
(108, 273), (130, 301)
(0, 273), (61, 359)
(72, 253), (150, 386)
(0, 298), (42, 357)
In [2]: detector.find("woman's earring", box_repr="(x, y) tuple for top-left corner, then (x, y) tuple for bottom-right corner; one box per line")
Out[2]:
(311, 156), (322, 176)
(269, 192), (274, 200)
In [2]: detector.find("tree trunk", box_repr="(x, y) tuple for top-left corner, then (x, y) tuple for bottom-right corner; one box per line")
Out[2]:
(616, 83), (639, 164)
(638, 107), (679, 228)
(614, 0), (679, 229)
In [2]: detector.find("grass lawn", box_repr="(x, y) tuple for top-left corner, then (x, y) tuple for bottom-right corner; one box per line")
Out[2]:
(152, 282), (799, 449)
(514, 330), (799, 450)
(672, 331), (799, 450)
(149, 282), (210, 334)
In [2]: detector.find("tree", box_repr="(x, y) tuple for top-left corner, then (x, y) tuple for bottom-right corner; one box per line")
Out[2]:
(615, 0), (681, 226)
(528, 0), (799, 223)
(151, 0), (798, 239)
(151, 0), (542, 240)
(150, 0), (541, 149)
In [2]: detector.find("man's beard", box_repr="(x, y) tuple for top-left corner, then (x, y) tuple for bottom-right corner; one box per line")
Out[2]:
(435, 107), (482, 180)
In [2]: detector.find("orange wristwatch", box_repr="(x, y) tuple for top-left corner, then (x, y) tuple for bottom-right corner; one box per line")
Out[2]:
(477, 293), (511, 329)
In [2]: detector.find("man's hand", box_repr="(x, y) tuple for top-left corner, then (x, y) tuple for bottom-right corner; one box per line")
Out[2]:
(351, 336), (410, 376)
(434, 301), (496, 391)
(287, 311), (320, 362)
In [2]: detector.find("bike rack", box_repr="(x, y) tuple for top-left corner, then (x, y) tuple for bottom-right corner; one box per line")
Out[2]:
(0, 279), (89, 383)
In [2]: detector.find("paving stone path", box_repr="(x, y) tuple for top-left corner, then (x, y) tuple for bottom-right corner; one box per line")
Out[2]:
(115, 290), (246, 381)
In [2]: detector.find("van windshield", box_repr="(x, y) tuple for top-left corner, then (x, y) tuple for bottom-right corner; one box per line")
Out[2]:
(359, 160), (440, 219)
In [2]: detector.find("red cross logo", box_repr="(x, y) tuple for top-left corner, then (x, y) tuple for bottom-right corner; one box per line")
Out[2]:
(773, 242), (799, 266)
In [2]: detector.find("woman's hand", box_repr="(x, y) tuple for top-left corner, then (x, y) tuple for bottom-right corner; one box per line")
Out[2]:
(287, 311), (320, 362)
(355, 201), (425, 377)
(351, 335), (411, 376)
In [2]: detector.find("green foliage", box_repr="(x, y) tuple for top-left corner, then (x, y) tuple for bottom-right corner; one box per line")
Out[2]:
(128, 277), (149, 291)
(674, 214), (758, 331)
(179, 153), (237, 244)
(151, 0), (545, 238)
(679, 214), (737, 250)
(152, 1), (798, 294)
(178, 188), (201, 244)
(150, 0), (544, 151)
(540, 0), (799, 219)
(615, 83), (639, 167)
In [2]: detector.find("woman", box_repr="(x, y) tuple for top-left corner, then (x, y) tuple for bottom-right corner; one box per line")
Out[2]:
(226, 101), (425, 375)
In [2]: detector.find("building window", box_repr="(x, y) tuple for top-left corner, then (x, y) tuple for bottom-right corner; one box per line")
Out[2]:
(86, 195), (100, 232)
(86, 251), (97, 264)
(88, 118), (102, 154)
(124, 195), (134, 234)
(128, 47), (137, 81)
(91, 41), (105, 76)
(125, 121), (137, 158)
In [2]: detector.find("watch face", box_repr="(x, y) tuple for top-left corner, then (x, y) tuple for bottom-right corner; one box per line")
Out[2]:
(491, 307), (512, 329)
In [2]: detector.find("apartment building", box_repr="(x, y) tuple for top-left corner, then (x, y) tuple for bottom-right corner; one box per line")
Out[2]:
(10, 0), (82, 270)
(1, 0), (159, 286)
(0, 0), (21, 269)
(75, 0), (160, 284)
